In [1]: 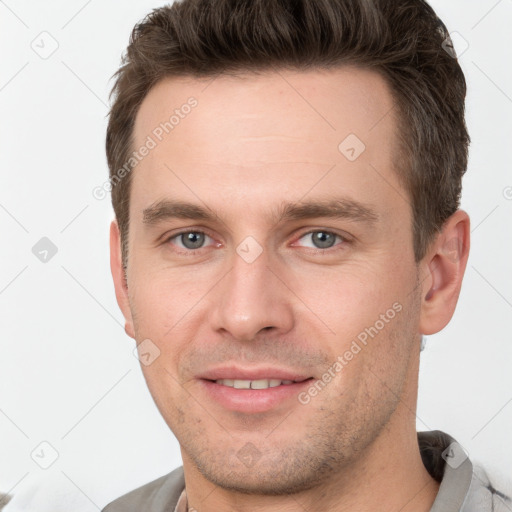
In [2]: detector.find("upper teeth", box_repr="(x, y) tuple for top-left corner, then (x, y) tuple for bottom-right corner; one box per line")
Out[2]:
(215, 379), (295, 389)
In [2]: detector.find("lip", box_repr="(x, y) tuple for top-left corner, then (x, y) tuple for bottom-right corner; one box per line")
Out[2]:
(196, 365), (315, 413)
(197, 365), (313, 382)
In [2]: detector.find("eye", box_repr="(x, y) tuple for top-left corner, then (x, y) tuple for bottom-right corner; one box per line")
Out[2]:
(294, 230), (345, 250)
(166, 230), (215, 251)
(164, 229), (346, 254)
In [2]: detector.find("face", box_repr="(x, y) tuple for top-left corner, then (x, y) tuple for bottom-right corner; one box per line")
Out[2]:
(115, 67), (426, 494)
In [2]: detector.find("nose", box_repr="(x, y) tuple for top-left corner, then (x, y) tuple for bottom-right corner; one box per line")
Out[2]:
(209, 244), (295, 342)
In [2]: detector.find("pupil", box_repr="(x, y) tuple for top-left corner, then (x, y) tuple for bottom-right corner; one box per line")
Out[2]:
(183, 232), (204, 249)
(314, 232), (334, 249)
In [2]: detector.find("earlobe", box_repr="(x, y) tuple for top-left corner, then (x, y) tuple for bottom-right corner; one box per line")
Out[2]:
(109, 220), (135, 339)
(419, 210), (470, 335)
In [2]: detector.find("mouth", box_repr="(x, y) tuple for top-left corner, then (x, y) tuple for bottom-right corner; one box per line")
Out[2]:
(207, 377), (312, 389)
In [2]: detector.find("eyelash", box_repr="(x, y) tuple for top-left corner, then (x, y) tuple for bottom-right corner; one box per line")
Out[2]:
(163, 228), (348, 254)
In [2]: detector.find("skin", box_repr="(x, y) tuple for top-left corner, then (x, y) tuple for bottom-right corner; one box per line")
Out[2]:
(110, 67), (470, 511)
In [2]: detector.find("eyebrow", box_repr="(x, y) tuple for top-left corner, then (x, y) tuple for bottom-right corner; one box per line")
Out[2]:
(142, 197), (379, 227)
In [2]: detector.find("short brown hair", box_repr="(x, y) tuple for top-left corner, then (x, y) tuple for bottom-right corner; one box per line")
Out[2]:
(106, 0), (469, 269)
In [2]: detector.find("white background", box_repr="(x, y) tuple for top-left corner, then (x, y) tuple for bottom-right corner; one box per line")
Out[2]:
(1, 0), (511, 509)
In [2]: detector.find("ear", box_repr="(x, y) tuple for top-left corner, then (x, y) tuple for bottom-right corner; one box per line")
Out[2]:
(418, 210), (470, 335)
(110, 220), (135, 339)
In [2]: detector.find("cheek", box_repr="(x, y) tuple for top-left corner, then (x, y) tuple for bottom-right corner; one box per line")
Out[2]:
(139, 364), (189, 433)
(290, 259), (417, 393)
(323, 293), (417, 413)
(289, 260), (401, 338)
(128, 264), (208, 336)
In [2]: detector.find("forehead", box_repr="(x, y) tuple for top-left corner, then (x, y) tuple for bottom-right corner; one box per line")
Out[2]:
(130, 67), (404, 220)
(134, 66), (396, 149)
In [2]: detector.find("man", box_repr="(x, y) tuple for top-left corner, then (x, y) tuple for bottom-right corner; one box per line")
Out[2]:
(103, 0), (510, 510)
